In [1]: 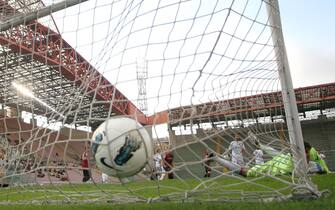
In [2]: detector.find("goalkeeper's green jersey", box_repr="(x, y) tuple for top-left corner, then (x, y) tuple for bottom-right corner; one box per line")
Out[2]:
(247, 153), (293, 177)
(309, 147), (330, 173)
(246, 147), (330, 177)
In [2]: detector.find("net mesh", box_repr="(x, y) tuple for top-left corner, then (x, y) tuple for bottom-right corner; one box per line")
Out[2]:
(0, 0), (318, 204)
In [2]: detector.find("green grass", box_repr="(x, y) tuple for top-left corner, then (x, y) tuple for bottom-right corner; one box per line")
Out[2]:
(0, 174), (334, 210)
(0, 176), (292, 202)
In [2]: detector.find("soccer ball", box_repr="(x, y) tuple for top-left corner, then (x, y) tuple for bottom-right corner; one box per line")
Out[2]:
(91, 116), (153, 178)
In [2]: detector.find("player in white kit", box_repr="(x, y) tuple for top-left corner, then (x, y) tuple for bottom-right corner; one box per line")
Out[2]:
(228, 134), (246, 166)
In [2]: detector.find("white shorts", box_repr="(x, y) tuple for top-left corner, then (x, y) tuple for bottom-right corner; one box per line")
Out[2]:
(232, 157), (244, 166)
(308, 161), (324, 173)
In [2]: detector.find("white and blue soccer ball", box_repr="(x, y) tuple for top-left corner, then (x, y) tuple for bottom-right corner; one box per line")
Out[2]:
(91, 116), (153, 178)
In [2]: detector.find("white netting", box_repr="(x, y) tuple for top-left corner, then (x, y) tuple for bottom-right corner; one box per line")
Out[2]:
(0, 0), (321, 204)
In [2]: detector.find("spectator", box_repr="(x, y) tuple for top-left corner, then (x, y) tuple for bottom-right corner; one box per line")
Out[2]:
(55, 153), (61, 165)
(37, 169), (45, 178)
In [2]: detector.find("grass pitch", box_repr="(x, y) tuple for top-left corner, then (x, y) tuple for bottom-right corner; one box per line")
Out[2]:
(0, 174), (333, 210)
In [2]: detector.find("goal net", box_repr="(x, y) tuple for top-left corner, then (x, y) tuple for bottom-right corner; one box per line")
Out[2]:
(0, 0), (322, 204)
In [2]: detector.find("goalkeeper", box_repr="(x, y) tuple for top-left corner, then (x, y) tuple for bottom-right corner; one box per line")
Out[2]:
(214, 137), (329, 177)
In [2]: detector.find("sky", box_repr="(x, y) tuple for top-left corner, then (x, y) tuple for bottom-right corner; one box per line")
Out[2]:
(279, 0), (335, 88)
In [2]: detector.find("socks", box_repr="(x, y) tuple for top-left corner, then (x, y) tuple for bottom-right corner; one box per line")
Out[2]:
(214, 157), (241, 172)
(260, 144), (280, 157)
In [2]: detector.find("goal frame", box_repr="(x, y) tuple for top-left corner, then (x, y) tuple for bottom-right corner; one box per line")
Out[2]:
(267, 0), (319, 195)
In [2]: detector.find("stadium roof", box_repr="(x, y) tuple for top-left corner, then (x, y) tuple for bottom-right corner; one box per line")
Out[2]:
(166, 82), (335, 127)
(0, 0), (146, 128)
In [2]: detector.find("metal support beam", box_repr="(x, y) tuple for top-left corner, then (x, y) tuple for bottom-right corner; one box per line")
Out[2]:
(0, 0), (88, 31)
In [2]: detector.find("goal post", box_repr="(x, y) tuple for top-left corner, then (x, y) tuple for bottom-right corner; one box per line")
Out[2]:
(266, 0), (320, 196)
(266, 0), (308, 177)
